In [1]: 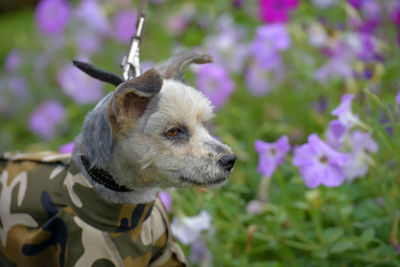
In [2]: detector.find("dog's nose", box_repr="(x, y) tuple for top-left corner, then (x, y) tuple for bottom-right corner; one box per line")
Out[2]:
(219, 154), (236, 171)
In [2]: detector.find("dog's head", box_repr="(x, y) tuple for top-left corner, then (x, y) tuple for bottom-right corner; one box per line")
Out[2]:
(77, 52), (236, 190)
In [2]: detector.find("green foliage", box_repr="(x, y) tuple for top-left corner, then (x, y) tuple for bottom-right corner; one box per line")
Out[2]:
(0, 0), (399, 265)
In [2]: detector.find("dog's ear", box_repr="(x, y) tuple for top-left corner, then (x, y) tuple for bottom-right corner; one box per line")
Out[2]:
(107, 68), (163, 135)
(158, 51), (213, 81)
(72, 60), (124, 86)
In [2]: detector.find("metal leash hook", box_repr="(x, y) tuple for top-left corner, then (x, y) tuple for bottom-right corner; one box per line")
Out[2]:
(121, 0), (149, 80)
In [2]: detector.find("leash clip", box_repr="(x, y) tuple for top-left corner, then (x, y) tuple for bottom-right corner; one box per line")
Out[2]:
(121, 0), (148, 80)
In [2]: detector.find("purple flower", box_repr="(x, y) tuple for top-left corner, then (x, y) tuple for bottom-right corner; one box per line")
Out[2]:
(245, 61), (271, 96)
(168, 4), (196, 36)
(33, 37), (65, 79)
(358, 33), (377, 61)
(233, 0), (245, 8)
(0, 76), (29, 117)
(59, 142), (74, 153)
(313, 96), (328, 114)
(245, 60), (284, 96)
(113, 10), (137, 44)
(251, 24), (290, 70)
(168, 15), (190, 36)
(359, 2), (381, 33)
(255, 135), (290, 178)
(259, 0), (298, 23)
(326, 119), (347, 149)
(349, 0), (381, 33)
(167, 5), (195, 36)
(314, 59), (353, 81)
(75, 32), (101, 55)
(35, 0), (71, 35)
(207, 36), (249, 75)
(396, 91), (400, 104)
(196, 63), (235, 110)
(57, 63), (104, 104)
(171, 211), (212, 245)
(140, 60), (155, 73)
(159, 191), (172, 213)
(348, 130), (378, 154)
(253, 24), (291, 52)
(314, 41), (357, 81)
(348, 0), (363, 10)
(293, 134), (349, 188)
(7, 76), (29, 100)
(205, 15), (249, 74)
(391, 4), (400, 26)
(362, 0), (381, 21)
(189, 238), (212, 265)
(343, 130), (378, 181)
(29, 100), (66, 139)
(331, 94), (362, 128)
(4, 50), (21, 72)
(75, 0), (110, 35)
(308, 23), (328, 47)
(246, 200), (264, 214)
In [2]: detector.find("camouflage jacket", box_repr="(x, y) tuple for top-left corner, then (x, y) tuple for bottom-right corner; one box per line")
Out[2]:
(0, 152), (187, 267)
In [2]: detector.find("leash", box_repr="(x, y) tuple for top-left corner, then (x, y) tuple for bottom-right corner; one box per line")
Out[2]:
(75, 1), (150, 192)
(121, 0), (149, 80)
(73, 0), (150, 84)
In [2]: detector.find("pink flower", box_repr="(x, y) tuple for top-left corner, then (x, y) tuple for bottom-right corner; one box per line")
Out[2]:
(259, 0), (299, 23)
(255, 135), (290, 178)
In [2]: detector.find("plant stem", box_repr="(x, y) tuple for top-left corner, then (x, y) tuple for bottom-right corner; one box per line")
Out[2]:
(258, 177), (270, 203)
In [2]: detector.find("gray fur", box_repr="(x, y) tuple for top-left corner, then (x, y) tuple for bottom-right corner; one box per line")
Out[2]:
(72, 53), (235, 205)
(157, 51), (213, 81)
(75, 93), (114, 169)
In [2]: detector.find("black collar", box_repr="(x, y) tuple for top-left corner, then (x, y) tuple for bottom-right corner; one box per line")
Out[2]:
(80, 156), (132, 192)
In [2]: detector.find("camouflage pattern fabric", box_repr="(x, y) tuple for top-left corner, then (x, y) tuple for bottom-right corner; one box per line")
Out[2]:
(0, 152), (187, 267)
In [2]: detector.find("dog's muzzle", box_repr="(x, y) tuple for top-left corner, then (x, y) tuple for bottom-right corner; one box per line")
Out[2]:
(218, 153), (236, 171)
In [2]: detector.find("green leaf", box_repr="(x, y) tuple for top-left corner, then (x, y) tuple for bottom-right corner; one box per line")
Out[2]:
(321, 227), (344, 244)
(331, 240), (357, 254)
(359, 227), (375, 248)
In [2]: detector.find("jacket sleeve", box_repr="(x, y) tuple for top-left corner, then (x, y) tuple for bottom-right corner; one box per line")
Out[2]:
(148, 199), (188, 267)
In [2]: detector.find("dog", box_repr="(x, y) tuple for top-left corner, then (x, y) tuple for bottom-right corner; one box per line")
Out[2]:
(0, 51), (236, 267)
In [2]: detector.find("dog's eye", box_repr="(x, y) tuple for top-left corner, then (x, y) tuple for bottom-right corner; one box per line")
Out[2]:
(166, 128), (180, 137)
(164, 126), (189, 143)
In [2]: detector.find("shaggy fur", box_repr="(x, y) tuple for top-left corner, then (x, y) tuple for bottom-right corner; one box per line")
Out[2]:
(73, 51), (236, 204)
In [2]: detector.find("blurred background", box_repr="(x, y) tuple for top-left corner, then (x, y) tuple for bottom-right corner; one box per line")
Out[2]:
(0, 0), (400, 265)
